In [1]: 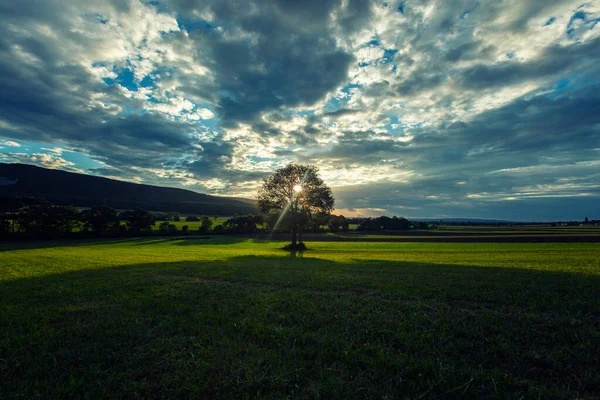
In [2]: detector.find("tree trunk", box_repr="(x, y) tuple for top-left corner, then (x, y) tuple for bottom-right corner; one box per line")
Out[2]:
(291, 202), (297, 250)
(291, 223), (297, 250)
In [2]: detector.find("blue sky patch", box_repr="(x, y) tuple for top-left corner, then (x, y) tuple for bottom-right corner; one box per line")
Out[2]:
(178, 17), (215, 33)
(114, 68), (138, 91)
(397, 2), (405, 14)
(555, 78), (570, 91)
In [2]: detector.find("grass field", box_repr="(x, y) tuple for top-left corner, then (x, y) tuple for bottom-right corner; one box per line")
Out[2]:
(1, 237), (599, 398)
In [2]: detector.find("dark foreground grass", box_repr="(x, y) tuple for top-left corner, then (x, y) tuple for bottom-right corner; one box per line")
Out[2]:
(1, 238), (599, 398)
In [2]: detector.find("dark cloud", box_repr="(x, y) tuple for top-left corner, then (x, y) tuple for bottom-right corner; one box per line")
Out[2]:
(323, 109), (364, 118)
(156, 0), (374, 126)
(460, 37), (600, 90)
(506, 0), (575, 32)
(445, 42), (494, 62)
(198, 27), (353, 124)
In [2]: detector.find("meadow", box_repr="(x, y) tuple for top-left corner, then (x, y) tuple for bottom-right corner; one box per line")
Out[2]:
(1, 237), (599, 398)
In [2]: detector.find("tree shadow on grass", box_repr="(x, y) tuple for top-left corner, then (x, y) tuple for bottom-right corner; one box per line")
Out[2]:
(1, 256), (598, 399)
(0, 237), (153, 252)
(132, 235), (252, 246)
(0, 235), (252, 252)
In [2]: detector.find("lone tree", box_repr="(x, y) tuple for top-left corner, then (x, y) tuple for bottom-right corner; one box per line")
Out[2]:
(258, 164), (334, 250)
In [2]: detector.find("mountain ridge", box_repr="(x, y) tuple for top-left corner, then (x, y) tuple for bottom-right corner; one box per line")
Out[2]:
(0, 163), (257, 215)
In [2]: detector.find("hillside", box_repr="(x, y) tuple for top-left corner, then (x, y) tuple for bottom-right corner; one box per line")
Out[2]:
(0, 163), (257, 215)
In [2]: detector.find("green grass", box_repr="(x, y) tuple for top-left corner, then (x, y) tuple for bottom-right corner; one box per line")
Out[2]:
(1, 238), (599, 398)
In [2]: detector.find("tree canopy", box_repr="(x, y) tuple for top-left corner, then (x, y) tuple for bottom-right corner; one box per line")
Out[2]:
(258, 164), (334, 249)
(258, 164), (334, 214)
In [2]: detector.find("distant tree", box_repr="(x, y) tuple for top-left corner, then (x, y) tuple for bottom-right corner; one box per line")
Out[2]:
(328, 215), (341, 232)
(223, 215), (263, 234)
(341, 217), (350, 232)
(382, 216), (410, 230)
(585, 217), (589, 223)
(328, 215), (349, 233)
(329, 220), (340, 233)
(120, 209), (155, 234)
(0, 196), (51, 233)
(159, 221), (177, 235)
(306, 211), (329, 232)
(16, 205), (80, 237)
(158, 221), (170, 234)
(181, 225), (189, 234)
(186, 216), (200, 222)
(357, 218), (381, 231)
(46, 205), (80, 234)
(357, 216), (412, 231)
(199, 217), (213, 234)
(213, 224), (225, 234)
(0, 197), (23, 234)
(80, 206), (118, 235)
(258, 164), (334, 250)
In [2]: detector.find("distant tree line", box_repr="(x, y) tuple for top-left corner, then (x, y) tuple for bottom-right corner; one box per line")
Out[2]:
(1, 196), (431, 240)
(0, 196), (269, 240)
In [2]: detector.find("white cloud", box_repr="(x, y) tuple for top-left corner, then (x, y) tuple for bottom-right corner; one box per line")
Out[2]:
(195, 108), (215, 120)
(0, 152), (83, 172)
(41, 147), (65, 155)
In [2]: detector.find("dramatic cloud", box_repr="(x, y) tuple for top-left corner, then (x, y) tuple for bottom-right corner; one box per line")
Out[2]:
(0, 152), (82, 173)
(0, 0), (599, 220)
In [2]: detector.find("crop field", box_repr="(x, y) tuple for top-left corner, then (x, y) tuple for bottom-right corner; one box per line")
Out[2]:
(1, 237), (599, 398)
(264, 225), (600, 243)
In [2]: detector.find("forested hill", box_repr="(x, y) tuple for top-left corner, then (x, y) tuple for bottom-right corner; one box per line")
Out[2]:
(0, 163), (257, 215)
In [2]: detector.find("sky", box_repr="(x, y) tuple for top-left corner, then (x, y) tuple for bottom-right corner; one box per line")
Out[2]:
(0, 0), (599, 221)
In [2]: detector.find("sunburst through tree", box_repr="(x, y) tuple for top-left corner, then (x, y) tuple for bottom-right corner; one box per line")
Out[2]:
(258, 164), (334, 251)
